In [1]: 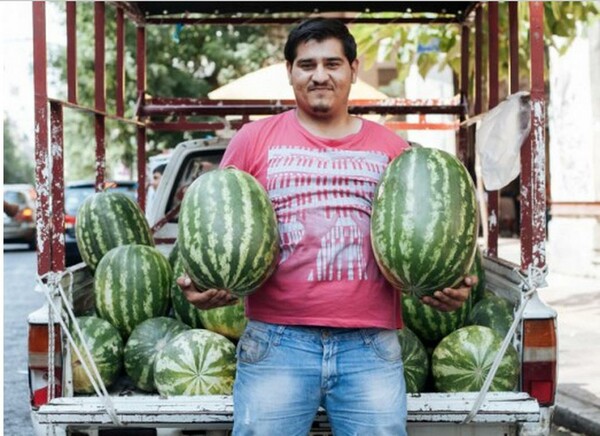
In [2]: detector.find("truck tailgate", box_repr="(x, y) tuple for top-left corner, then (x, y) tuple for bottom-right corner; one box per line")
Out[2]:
(36, 392), (540, 426)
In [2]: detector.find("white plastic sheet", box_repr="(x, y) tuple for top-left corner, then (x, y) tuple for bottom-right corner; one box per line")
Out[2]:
(476, 92), (531, 190)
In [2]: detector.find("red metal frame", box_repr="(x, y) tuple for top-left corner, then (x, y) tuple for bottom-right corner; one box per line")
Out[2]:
(32, 1), (547, 275)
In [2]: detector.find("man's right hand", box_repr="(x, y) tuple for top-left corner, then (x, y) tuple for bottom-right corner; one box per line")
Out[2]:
(176, 275), (238, 310)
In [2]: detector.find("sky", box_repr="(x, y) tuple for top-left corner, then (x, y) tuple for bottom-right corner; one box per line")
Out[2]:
(1, 1), (63, 160)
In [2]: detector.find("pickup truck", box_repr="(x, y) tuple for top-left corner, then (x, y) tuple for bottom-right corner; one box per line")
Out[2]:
(27, 1), (556, 434)
(28, 137), (558, 436)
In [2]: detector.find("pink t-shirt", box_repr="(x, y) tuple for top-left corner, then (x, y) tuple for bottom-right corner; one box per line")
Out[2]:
(220, 110), (409, 329)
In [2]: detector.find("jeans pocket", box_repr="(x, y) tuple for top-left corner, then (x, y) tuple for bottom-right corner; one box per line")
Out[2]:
(369, 329), (403, 362)
(236, 325), (273, 364)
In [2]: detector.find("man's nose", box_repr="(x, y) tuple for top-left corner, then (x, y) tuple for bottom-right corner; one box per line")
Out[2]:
(312, 64), (329, 83)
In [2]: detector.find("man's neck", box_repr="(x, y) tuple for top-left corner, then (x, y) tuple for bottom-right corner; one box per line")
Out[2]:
(295, 109), (362, 140)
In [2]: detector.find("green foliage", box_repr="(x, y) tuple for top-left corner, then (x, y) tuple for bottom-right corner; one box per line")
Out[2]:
(3, 117), (34, 184)
(50, 3), (287, 180)
(353, 2), (600, 93)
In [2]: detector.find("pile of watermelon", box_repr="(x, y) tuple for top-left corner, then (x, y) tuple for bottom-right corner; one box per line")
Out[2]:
(70, 168), (278, 395)
(373, 147), (521, 394)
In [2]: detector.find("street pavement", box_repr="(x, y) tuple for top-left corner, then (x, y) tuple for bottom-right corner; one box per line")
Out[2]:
(498, 238), (600, 435)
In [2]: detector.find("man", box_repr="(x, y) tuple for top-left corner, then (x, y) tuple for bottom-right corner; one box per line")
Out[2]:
(146, 163), (166, 217)
(178, 18), (475, 435)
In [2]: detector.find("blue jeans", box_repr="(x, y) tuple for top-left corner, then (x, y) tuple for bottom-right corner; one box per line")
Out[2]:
(232, 320), (407, 436)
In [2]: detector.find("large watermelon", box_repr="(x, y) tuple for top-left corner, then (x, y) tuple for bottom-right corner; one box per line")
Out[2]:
(95, 245), (172, 338)
(171, 252), (204, 329)
(397, 327), (429, 393)
(469, 247), (486, 305)
(154, 329), (236, 396)
(178, 168), (279, 297)
(76, 192), (153, 271)
(124, 317), (190, 392)
(371, 147), (479, 298)
(199, 299), (248, 341)
(432, 325), (519, 392)
(467, 294), (515, 337)
(71, 316), (123, 394)
(402, 293), (470, 345)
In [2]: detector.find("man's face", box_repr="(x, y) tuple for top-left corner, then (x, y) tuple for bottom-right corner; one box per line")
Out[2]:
(152, 171), (162, 189)
(287, 38), (358, 118)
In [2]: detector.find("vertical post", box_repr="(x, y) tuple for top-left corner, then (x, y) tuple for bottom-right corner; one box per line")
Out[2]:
(94, 2), (106, 191)
(66, 2), (77, 104)
(509, 2), (520, 94)
(521, 2), (547, 271)
(116, 6), (125, 117)
(487, 2), (500, 257)
(457, 23), (470, 165)
(474, 6), (483, 115)
(33, 1), (51, 276)
(137, 26), (147, 211)
(50, 102), (65, 272)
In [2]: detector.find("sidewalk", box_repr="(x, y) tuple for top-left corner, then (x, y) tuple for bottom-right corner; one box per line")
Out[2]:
(497, 238), (600, 435)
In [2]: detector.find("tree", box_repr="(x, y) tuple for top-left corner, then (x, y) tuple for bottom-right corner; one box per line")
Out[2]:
(352, 2), (600, 97)
(50, 3), (289, 180)
(3, 116), (34, 184)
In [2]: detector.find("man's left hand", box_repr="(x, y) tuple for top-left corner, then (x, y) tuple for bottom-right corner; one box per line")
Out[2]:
(420, 275), (477, 312)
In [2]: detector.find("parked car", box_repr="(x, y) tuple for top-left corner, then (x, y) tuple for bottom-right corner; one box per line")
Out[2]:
(4, 184), (37, 250)
(64, 180), (138, 266)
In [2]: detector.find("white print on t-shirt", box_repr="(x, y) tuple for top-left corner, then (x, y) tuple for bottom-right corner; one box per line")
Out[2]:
(267, 146), (389, 282)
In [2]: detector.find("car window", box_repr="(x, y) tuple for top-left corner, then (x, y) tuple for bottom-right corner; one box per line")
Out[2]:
(4, 191), (27, 206)
(167, 152), (223, 222)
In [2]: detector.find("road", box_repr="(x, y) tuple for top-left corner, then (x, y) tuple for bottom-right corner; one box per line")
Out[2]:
(2, 247), (583, 435)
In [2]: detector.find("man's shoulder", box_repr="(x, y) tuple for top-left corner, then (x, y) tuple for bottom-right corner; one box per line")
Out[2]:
(361, 118), (409, 147)
(238, 111), (292, 134)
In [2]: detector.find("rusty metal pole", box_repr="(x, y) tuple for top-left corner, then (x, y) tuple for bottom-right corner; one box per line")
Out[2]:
(474, 7), (483, 116)
(66, 2), (77, 104)
(94, 2), (106, 191)
(486, 2), (500, 257)
(458, 23), (470, 165)
(508, 2), (520, 94)
(521, 2), (547, 271)
(32, 1), (51, 276)
(137, 26), (147, 212)
(50, 102), (65, 272)
(116, 6), (125, 117)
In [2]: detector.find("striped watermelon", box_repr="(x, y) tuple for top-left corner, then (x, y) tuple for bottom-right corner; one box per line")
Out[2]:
(469, 247), (486, 305)
(154, 329), (236, 396)
(467, 294), (515, 337)
(76, 192), (153, 271)
(432, 325), (519, 392)
(171, 252), (204, 329)
(124, 317), (190, 392)
(397, 327), (429, 393)
(371, 147), (479, 298)
(199, 299), (248, 340)
(402, 292), (469, 345)
(95, 245), (172, 338)
(71, 316), (123, 394)
(178, 168), (279, 297)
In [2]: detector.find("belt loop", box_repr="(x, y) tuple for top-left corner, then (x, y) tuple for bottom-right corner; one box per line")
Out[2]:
(272, 325), (286, 346)
(360, 328), (373, 345)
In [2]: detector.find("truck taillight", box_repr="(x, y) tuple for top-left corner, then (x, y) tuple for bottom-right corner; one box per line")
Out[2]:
(64, 214), (76, 230)
(522, 319), (557, 406)
(28, 324), (62, 408)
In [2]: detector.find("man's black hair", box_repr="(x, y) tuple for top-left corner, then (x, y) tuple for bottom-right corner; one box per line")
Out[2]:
(153, 163), (167, 174)
(284, 18), (357, 64)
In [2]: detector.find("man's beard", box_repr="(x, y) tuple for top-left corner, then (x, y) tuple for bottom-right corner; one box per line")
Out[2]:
(310, 101), (331, 113)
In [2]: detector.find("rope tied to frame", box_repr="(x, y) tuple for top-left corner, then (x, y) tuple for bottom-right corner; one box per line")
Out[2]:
(461, 264), (547, 425)
(35, 270), (122, 426)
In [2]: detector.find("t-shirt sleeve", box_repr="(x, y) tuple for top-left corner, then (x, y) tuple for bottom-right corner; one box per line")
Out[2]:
(219, 125), (253, 171)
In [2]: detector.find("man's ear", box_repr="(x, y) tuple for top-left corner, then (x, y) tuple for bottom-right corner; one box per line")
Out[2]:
(286, 61), (293, 85)
(350, 58), (359, 84)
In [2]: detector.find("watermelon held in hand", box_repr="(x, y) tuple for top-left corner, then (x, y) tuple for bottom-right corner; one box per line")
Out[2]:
(154, 329), (236, 396)
(171, 252), (204, 329)
(76, 192), (153, 271)
(124, 317), (190, 392)
(71, 316), (123, 394)
(178, 168), (279, 297)
(397, 327), (429, 393)
(467, 294), (515, 337)
(371, 147), (479, 298)
(432, 325), (520, 393)
(199, 299), (248, 340)
(95, 244), (172, 339)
